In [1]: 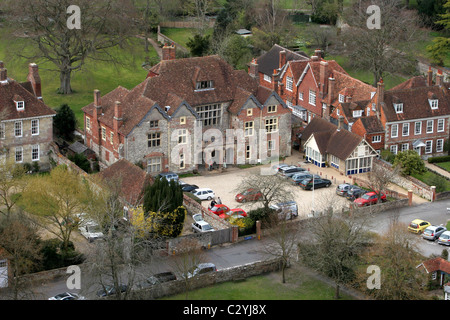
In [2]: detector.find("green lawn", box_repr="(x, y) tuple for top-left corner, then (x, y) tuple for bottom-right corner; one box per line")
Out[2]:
(160, 28), (213, 49)
(411, 170), (450, 193)
(162, 266), (354, 300)
(0, 28), (156, 129)
(436, 162), (450, 173)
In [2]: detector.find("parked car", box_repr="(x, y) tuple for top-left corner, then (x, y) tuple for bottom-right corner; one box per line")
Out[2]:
(282, 167), (306, 178)
(422, 225), (447, 241)
(272, 163), (289, 173)
(181, 184), (199, 192)
(187, 263), (217, 278)
(158, 172), (179, 182)
(137, 272), (177, 289)
(96, 284), (128, 297)
(219, 208), (247, 219)
(209, 204), (231, 215)
(353, 192), (386, 207)
(408, 219), (431, 234)
(192, 220), (215, 233)
(269, 201), (298, 220)
(438, 231), (450, 246)
(192, 213), (204, 222)
(235, 188), (263, 203)
(298, 178), (332, 190)
(278, 165), (298, 176)
(48, 292), (85, 300)
(291, 173), (320, 184)
(336, 183), (352, 196)
(79, 220), (104, 242)
(192, 188), (215, 200)
(345, 187), (367, 201)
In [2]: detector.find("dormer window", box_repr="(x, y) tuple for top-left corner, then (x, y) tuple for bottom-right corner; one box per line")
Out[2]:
(352, 110), (362, 118)
(195, 80), (214, 91)
(339, 94), (345, 103)
(394, 103), (403, 113)
(429, 99), (438, 110)
(16, 101), (25, 111)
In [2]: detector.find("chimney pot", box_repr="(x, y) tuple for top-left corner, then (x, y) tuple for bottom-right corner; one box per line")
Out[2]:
(436, 70), (443, 87)
(0, 68), (7, 82)
(94, 89), (101, 107)
(279, 50), (286, 69)
(162, 43), (176, 61)
(27, 63), (42, 98)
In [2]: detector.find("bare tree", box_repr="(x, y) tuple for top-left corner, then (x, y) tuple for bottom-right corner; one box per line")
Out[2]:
(340, 0), (423, 86)
(0, 159), (27, 221)
(367, 161), (399, 202)
(3, 0), (138, 94)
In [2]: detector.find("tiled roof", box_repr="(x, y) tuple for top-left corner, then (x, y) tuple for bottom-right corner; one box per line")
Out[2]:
(419, 257), (450, 274)
(331, 71), (375, 105)
(356, 116), (384, 134)
(98, 159), (153, 205)
(390, 76), (427, 90)
(0, 80), (55, 120)
(382, 85), (449, 122)
(256, 44), (309, 76)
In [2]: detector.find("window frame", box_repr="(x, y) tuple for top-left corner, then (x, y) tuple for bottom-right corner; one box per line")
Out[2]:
(436, 139), (444, 153)
(437, 119), (445, 132)
(425, 140), (432, 154)
(14, 121), (22, 137)
(426, 120), (433, 134)
(147, 132), (161, 148)
(415, 121), (422, 135)
(402, 123), (410, 137)
(31, 144), (40, 162)
(391, 124), (398, 138)
(286, 76), (293, 92)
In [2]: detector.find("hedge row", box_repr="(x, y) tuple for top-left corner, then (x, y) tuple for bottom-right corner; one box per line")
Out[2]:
(428, 155), (450, 164)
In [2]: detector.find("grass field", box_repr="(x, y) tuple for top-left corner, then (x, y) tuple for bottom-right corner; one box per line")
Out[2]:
(160, 27), (214, 49)
(162, 264), (354, 300)
(436, 162), (450, 173)
(0, 28), (156, 128)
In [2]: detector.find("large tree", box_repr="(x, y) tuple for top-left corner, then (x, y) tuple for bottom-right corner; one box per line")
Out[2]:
(3, 0), (138, 94)
(341, 0), (422, 86)
(426, 0), (450, 65)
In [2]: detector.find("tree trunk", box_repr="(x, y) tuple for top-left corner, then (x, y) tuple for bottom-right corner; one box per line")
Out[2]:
(335, 283), (340, 299)
(59, 69), (73, 94)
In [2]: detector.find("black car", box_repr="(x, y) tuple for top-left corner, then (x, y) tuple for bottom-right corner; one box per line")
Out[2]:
(298, 178), (332, 190)
(96, 284), (128, 297)
(181, 184), (199, 192)
(345, 187), (367, 201)
(137, 272), (177, 289)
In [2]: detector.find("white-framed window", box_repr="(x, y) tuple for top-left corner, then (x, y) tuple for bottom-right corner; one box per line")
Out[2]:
(195, 80), (214, 90)
(147, 157), (161, 173)
(14, 121), (22, 137)
(149, 120), (159, 128)
(180, 117), (186, 125)
(31, 119), (39, 136)
(286, 76), (293, 92)
(31, 144), (39, 161)
(353, 110), (362, 118)
(429, 99), (438, 110)
(265, 118), (278, 133)
(267, 105), (277, 113)
(268, 140), (276, 151)
(339, 94), (345, 103)
(299, 92), (304, 101)
(244, 121), (254, 136)
(402, 123), (410, 137)
(101, 127), (106, 141)
(246, 145), (251, 159)
(436, 139), (444, 153)
(336, 108), (340, 116)
(263, 74), (272, 83)
(390, 144), (398, 155)
(196, 104), (222, 127)
(372, 103), (376, 111)
(437, 119), (445, 132)
(391, 124), (398, 138)
(372, 135), (381, 143)
(431, 271), (437, 280)
(0, 123), (4, 139)
(16, 101), (24, 111)
(415, 121), (422, 135)
(366, 107), (370, 117)
(86, 117), (91, 131)
(425, 140), (432, 154)
(426, 120), (433, 133)
(15, 147), (23, 163)
(285, 100), (293, 109)
(394, 103), (403, 113)
(178, 129), (187, 144)
(309, 90), (316, 106)
(401, 143), (409, 152)
(110, 132), (114, 144)
(148, 132), (161, 147)
(247, 108), (253, 116)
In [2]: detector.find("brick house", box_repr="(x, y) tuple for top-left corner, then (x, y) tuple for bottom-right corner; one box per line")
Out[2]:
(301, 117), (377, 175)
(417, 257), (450, 287)
(0, 62), (56, 170)
(372, 70), (450, 158)
(82, 45), (291, 174)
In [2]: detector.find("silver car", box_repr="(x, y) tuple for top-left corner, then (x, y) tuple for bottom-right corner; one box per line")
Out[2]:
(438, 231), (450, 246)
(422, 225), (447, 241)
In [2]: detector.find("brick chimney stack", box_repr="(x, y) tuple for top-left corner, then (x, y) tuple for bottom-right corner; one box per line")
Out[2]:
(279, 50), (286, 69)
(376, 78), (384, 120)
(319, 60), (328, 98)
(272, 69), (278, 92)
(427, 67), (433, 86)
(314, 49), (322, 60)
(327, 73), (335, 106)
(248, 58), (258, 79)
(162, 43), (176, 61)
(436, 70), (443, 87)
(0, 62), (7, 82)
(94, 89), (102, 119)
(27, 63), (42, 99)
(113, 101), (123, 134)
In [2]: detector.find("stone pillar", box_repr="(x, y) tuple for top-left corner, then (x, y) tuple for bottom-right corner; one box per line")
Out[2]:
(231, 225), (239, 243)
(431, 186), (436, 202)
(408, 190), (413, 206)
(256, 220), (262, 240)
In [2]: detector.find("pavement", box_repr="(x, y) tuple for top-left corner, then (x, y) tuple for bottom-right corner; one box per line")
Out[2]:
(425, 161), (450, 179)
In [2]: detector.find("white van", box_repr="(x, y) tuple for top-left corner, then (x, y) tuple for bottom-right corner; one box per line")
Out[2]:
(192, 188), (215, 201)
(270, 201), (298, 220)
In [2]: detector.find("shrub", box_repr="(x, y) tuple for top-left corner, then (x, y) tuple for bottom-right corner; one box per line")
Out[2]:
(428, 155), (450, 164)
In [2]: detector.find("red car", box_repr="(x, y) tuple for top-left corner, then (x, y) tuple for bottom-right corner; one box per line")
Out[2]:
(219, 209), (247, 219)
(235, 188), (263, 203)
(353, 191), (387, 207)
(208, 204), (231, 215)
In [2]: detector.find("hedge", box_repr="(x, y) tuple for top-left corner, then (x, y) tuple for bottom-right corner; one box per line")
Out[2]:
(428, 155), (450, 164)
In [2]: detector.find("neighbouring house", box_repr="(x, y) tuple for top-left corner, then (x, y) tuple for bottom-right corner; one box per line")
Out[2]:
(82, 45), (292, 174)
(98, 158), (153, 220)
(351, 116), (385, 153)
(0, 248), (9, 289)
(0, 62), (56, 170)
(370, 69), (450, 158)
(444, 282), (450, 300)
(417, 256), (450, 288)
(300, 116), (377, 175)
(235, 29), (252, 37)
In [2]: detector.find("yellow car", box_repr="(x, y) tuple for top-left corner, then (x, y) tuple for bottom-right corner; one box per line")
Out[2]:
(408, 219), (431, 234)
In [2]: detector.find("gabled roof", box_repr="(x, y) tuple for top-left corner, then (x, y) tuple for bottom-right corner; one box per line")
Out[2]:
(355, 116), (384, 134)
(418, 257), (450, 274)
(382, 85), (449, 122)
(98, 159), (153, 206)
(256, 44), (309, 76)
(331, 71), (376, 104)
(0, 80), (55, 121)
(391, 76), (428, 90)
